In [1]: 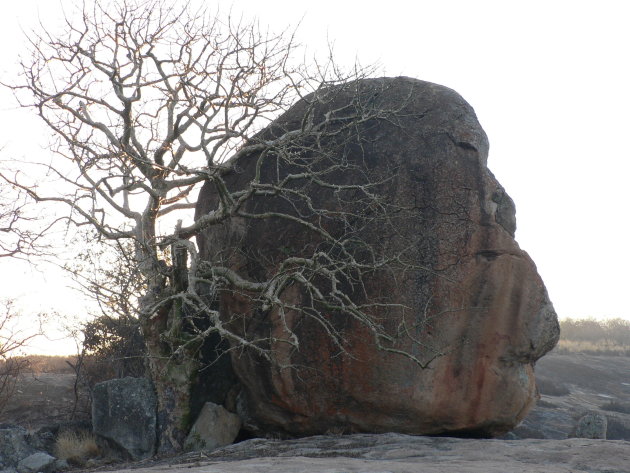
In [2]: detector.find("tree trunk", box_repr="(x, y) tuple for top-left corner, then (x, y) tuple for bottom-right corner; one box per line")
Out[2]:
(141, 296), (199, 454)
(139, 241), (198, 454)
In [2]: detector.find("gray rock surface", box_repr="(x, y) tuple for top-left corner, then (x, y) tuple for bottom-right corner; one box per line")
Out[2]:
(92, 377), (157, 460)
(0, 426), (35, 468)
(16, 452), (56, 473)
(510, 352), (630, 441)
(102, 433), (630, 473)
(184, 402), (241, 452)
(510, 405), (575, 439)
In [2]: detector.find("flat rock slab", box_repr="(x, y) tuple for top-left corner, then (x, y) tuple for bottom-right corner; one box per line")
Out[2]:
(107, 433), (630, 473)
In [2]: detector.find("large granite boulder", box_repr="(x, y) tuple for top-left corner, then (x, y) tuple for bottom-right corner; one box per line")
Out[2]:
(92, 377), (156, 460)
(195, 77), (559, 437)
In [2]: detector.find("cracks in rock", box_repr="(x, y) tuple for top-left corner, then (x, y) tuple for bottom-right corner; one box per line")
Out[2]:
(456, 141), (478, 152)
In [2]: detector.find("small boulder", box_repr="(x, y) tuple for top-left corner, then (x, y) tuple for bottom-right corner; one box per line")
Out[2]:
(53, 459), (69, 472)
(16, 453), (55, 473)
(92, 377), (156, 460)
(575, 412), (607, 439)
(184, 402), (241, 452)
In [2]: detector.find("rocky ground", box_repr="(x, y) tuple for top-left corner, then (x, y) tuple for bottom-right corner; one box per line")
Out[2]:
(1, 372), (87, 428)
(513, 352), (630, 440)
(110, 434), (630, 473)
(2, 351), (630, 472)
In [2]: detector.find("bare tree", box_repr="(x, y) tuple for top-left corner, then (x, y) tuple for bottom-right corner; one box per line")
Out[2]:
(61, 235), (147, 419)
(0, 299), (35, 416)
(2, 0), (440, 451)
(0, 179), (48, 258)
(66, 233), (145, 328)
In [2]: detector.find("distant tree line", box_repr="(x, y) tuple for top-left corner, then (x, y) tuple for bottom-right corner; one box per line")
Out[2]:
(559, 318), (630, 352)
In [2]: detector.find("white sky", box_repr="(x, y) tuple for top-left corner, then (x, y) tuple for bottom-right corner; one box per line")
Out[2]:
(1, 0), (629, 354)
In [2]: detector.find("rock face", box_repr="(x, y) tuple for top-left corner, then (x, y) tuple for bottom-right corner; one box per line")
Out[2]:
(0, 425), (61, 473)
(0, 425), (35, 469)
(92, 378), (157, 460)
(195, 77), (559, 437)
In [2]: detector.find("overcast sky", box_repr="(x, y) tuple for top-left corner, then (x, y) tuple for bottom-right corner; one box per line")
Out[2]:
(1, 0), (629, 354)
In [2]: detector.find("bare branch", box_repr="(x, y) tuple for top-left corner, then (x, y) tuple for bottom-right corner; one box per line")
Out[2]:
(1, 0), (448, 451)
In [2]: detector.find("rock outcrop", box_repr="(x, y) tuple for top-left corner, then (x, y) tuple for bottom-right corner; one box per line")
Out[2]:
(0, 425), (35, 470)
(126, 434), (630, 473)
(0, 425), (64, 473)
(92, 378), (157, 460)
(195, 77), (559, 437)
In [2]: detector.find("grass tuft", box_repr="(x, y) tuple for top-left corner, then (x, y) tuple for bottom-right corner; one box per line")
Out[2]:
(54, 430), (100, 466)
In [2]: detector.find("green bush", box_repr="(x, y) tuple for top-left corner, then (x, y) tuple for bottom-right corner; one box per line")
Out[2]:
(78, 314), (147, 388)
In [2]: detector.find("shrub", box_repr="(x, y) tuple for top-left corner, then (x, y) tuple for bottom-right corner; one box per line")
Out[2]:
(80, 314), (147, 383)
(601, 401), (630, 415)
(62, 314), (147, 420)
(54, 430), (100, 466)
(0, 357), (26, 415)
(66, 237), (148, 396)
(0, 298), (36, 414)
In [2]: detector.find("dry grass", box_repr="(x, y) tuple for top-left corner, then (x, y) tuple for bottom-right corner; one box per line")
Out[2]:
(26, 355), (77, 374)
(0, 355), (78, 374)
(54, 430), (100, 466)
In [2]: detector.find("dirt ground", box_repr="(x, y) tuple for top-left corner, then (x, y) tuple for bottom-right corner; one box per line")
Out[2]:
(0, 372), (88, 428)
(4, 351), (630, 430)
